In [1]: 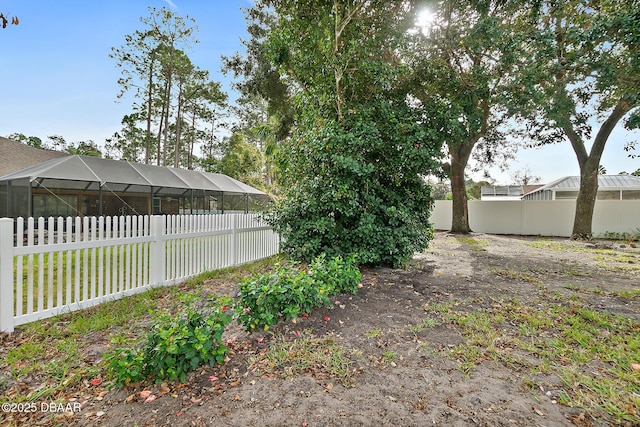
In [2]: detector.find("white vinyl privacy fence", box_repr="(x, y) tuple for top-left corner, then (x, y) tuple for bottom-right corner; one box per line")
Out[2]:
(0, 213), (279, 332)
(431, 200), (640, 237)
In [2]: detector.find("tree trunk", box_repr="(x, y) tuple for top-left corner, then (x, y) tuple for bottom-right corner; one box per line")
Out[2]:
(449, 143), (474, 233)
(174, 83), (183, 168)
(156, 102), (166, 166)
(145, 54), (155, 165)
(572, 162), (599, 239)
(162, 77), (172, 167)
(188, 114), (196, 170)
(568, 99), (631, 239)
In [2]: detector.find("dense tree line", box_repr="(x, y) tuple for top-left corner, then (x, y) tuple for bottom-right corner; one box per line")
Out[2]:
(108, 7), (227, 170)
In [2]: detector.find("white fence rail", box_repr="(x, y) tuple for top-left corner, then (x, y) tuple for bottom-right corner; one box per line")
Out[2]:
(431, 200), (640, 237)
(0, 213), (279, 333)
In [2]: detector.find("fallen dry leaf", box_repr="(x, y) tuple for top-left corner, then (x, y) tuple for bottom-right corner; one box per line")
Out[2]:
(533, 406), (545, 417)
(144, 394), (156, 403)
(140, 390), (152, 399)
(157, 386), (171, 397)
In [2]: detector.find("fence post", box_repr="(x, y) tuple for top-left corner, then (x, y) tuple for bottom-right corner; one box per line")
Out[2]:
(230, 214), (237, 266)
(0, 218), (15, 333)
(149, 215), (164, 286)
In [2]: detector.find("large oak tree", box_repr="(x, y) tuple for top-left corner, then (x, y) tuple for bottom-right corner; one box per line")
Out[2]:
(516, 0), (640, 238)
(408, 0), (521, 233)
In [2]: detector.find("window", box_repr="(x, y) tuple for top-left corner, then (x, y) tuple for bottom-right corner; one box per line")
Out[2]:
(597, 191), (621, 200)
(153, 197), (162, 214)
(555, 191), (579, 199)
(32, 194), (77, 218)
(622, 190), (640, 200)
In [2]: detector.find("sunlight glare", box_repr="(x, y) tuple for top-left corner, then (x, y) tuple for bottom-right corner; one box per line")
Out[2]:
(416, 8), (435, 32)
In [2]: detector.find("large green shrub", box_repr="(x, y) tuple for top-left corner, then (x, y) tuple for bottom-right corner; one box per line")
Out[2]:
(267, 106), (439, 268)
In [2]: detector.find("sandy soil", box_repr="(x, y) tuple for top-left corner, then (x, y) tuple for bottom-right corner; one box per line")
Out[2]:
(7, 232), (640, 427)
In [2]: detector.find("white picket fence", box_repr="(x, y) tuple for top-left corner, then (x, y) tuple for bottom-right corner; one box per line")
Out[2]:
(0, 213), (279, 333)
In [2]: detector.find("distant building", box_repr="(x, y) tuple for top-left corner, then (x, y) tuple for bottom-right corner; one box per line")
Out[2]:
(522, 175), (640, 200)
(480, 185), (545, 201)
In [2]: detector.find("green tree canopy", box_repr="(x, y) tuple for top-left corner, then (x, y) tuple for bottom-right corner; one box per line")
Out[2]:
(110, 6), (226, 168)
(214, 132), (264, 190)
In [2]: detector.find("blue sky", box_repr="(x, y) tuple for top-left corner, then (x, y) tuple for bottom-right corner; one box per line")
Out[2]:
(0, 0), (251, 148)
(0, 0), (638, 184)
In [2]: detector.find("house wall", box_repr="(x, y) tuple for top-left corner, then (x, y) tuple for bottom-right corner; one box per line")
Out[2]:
(432, 200), (640, 237)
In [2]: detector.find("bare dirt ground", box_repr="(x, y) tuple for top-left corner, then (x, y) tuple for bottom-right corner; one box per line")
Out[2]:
(4, 232), (640, 427)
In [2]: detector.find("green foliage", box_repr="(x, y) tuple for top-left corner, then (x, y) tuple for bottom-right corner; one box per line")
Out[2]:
(213, 132), (265, 190)
(110, 6), (227, 166)
(268, 106), (439, 267)
(107, 294), (232, 386)
(236, 264), (318, 331)
(466, 180), (491, 200)
(106, 346), (147, 387)
(236, 254), (361, 331)
(408, 0), (522, 233)
(514, 0), (640, 237)
(262, 1), (442, 267)
(308, 253), (360, 296)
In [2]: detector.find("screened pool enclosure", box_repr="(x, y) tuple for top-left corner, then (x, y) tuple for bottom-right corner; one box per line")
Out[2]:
(0, 155), (270, 218)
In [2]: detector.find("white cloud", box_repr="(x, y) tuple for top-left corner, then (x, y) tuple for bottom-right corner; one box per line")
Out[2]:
(163, 0), (178, 8)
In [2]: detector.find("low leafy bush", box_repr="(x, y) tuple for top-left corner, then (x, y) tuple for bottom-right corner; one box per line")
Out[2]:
(107, 294), (232, 386)
(309, 253), (360, 295)
(236, 254), (361, 331)
(107, 255), (362, 386)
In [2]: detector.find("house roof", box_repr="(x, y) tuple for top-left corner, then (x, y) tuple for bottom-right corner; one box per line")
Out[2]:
(524, 175), (640, 196)
(0, 155), (266, 196)
(522, 184), (544, 194)
(0, 137), (67, 177)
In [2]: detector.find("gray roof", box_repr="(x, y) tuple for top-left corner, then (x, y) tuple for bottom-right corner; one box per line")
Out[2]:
(0, 137), (67, 177)
(525, 175), (640, 195)
(0, 155), (266, 196)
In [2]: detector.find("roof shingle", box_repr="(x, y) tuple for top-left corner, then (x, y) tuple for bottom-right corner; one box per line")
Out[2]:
(0, 137), (67, 177)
